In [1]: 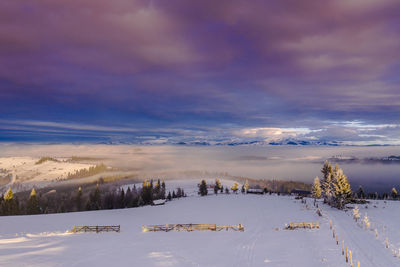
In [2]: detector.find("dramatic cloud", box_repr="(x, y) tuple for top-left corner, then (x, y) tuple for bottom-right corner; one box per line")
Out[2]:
(1, 0), (400, 144)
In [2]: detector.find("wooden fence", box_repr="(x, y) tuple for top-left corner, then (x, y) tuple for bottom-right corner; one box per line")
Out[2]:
(142, 223), (244, 232)
(71, 225), (120, 233)
(285, 222), (319, 230)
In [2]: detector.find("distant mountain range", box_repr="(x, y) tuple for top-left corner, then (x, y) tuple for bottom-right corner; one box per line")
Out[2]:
(93, 138), (394, 146)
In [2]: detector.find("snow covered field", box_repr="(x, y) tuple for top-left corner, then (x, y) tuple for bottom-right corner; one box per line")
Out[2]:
(1, 190), (400, 267)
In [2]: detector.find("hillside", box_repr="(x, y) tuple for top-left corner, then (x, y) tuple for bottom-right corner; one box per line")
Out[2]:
(0, 190), (399, 266)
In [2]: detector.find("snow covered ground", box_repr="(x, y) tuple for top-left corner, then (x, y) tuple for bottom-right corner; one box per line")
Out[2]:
(0, 191), (399, 266)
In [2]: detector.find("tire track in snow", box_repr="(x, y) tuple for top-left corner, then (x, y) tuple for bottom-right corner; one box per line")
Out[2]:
(321, 205), (398, 267)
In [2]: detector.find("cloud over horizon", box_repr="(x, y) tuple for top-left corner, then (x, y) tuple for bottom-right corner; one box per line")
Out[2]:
(1, 0), (400, 144)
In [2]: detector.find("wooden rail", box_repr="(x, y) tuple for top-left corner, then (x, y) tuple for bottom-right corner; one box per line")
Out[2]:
(71, 225), (120, 233)
(142, 224), (244, 232)
(285, 222), (319, 230)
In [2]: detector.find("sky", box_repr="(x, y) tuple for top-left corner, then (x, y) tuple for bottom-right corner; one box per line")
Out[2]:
(1, 0), (400, 145)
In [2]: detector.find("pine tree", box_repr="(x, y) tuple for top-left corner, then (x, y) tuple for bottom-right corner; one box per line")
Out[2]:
(333, 167), (352, 209)
(312, 177), (322, 199)
(1, 187), (18, 215)
(321, 161), (333, 181)
(141, 180), (153, 205)
(125, 187), (133, 207)
(118, 188), (125, 208)
(76, 187), (83, 211)
(225, 187), (230, 194)
(198, 180), (208, 196)
(4, 187), (13, 201)
(391, 187), (398, 199)
(321, 161), (334, 204)
(161, 180), (166, 199)
(357, 186), (365, 199)
(244, 180), (249, 193)
(87, 184), (101, 210)
(231, 183), (238, 193)
(214, 179), (221, 195)
(27, 188), (40, 214)
(154, 180), (160, 198)
(176, 187), (183, 198)
(167, 191), (172, 201)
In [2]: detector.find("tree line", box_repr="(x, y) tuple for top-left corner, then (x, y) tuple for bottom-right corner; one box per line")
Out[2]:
(0, 179), (183, 216)
(312, 161), (399, 209)
(198, 178), (250, 196)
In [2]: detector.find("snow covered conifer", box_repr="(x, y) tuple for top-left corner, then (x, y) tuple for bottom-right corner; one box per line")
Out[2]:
(214, 179), (221, 195)
(215, 179), (221, 190)
(161, 180), (166, 199)
(244, 180), (249, 193)
(2, 187), (19, 215)
(321, 161), (334, 204)
(333, 167), (352, 209)
(391, 187), (398, 199)
(321, 161), (333, 180)
(231, 183), (238, 193)
(312, 177), (322, 199)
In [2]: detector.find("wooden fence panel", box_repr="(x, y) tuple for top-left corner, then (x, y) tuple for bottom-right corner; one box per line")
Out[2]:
(142, 224), (244, 232)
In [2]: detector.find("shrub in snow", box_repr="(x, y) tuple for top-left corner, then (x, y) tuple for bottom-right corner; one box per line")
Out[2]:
(353, 206), (360, 222)
(363, 214), (370, 229)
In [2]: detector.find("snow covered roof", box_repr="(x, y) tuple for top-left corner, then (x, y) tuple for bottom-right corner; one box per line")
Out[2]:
(152, 199), (166, 205)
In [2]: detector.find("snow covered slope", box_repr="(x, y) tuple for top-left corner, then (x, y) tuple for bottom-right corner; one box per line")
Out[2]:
(0, 157), (97, 192)
(0, 194), (399, 266)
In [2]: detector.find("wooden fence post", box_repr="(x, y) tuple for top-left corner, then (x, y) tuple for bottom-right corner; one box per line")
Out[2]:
(336, 233), (338, 245)
(350, 250), (353, 267)
(385, 237), (389, 248)
(357, 261), (360, 267)
(330, 220), (332, 229)
(342, 241), (344, 255)
(346, 247), (348, 263)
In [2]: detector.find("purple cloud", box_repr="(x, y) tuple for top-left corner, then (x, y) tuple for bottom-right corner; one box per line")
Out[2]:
(0, 0), (400, 143)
